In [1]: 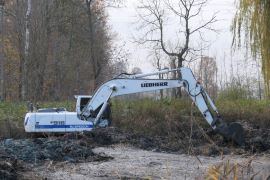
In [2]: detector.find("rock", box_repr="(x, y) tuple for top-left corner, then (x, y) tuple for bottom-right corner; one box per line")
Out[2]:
(63, 156), (75, 163)
(3, 139), (13, 146)
(0, 160), (18, 180)
(252, 136), (263, 143)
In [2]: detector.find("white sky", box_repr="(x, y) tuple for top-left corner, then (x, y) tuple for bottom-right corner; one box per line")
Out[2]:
(107, 0), (260, 82)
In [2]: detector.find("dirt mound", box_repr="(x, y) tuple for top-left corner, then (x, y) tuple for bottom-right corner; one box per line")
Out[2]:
(0, 160), (18, 180)
(0, 149), (23, 180)
(0, 137), (112, 164)
(0, 134), (114, 179)
(242, 122), (270, 153)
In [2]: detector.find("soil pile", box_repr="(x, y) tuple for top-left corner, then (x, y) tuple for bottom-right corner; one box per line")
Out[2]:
(243, 122), (270, 153)
(0, 134), (113, 179)
(0, 159), (19, 180)
(0, 137), (112, 164)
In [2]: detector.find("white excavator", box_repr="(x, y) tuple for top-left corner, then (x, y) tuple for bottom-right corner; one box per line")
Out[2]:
(24, 67), (245, 145)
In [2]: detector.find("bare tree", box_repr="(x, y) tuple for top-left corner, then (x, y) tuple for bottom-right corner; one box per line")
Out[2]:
(0, 0), (4, 100)
(22, 0), (31, 100)
(136, 0), (217, 70)
(169, 56), (177, 97)
(104, 0), (124, 8)
(30, 0), (51, 100)
(2, 0), (122, 101)
(105, 42), (129, 79)
(152, 49), (165, 98)
(85, 0), (97, 92)
(131, 67), (142, 74)
(85, 0), (115, 92)
(196, 56), (218, 97)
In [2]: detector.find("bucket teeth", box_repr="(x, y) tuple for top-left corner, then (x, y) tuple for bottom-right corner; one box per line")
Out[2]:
(215, 122), (245, 146)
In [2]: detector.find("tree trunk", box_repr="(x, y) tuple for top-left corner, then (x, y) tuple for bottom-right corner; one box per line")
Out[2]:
(53, 38), (61, 100)
(170, 57), (177, 98)
(0, 3), (4, 101)
(159, 73), (164, 99)
(22, 0), (31, 100)
(85, 0), (97, 93)
(176, 56), (183, 97)
(35, 0), (50, 101)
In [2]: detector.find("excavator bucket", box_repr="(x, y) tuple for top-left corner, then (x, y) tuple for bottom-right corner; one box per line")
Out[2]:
(215, 122), (245, 146)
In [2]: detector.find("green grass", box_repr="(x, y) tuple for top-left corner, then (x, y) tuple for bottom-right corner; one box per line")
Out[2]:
(111, 98), (199, 136)
(0, 102), (27, 124)
(0, 98), (269, 138)
(111, 98), (270, 137)
(216, 99), (270, 127)
(0, 101), (74, 125)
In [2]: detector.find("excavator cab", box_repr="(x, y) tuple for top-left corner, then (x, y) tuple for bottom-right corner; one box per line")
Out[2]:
(75, 95), (92, 114)
(75, 95), (112, 127)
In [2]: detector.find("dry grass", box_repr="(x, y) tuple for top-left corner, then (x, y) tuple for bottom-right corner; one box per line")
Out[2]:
(0, 98), (269, 139)
(206, 157), (270, 180)
(111, 98), (200, 136)
(216, 99), (270, 127)
(111, 98), (270, 136)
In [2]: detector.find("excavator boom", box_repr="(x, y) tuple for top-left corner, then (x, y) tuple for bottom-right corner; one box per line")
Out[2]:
(24, 67), (244, 145)
(81, 67), (245, 146)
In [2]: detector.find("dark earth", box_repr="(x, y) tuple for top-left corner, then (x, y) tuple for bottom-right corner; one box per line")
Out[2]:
(0, 122), (269, 179)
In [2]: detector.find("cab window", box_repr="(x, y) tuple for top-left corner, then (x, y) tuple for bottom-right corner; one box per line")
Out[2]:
(80, 98), (91, 111)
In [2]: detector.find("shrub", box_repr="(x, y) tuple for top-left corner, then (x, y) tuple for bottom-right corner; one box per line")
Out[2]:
(216, 99), (270, 127)
(111, 98), (206, 137)
(218, 86), (250, 100)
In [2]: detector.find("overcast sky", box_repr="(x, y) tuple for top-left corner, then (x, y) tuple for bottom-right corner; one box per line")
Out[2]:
(107, 0), (260, 80)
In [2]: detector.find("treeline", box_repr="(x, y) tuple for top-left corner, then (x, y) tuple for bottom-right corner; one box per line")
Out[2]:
(0, 0), (126, 101)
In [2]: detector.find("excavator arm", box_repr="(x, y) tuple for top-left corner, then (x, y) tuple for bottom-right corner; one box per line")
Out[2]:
(81, 67), (244, 145)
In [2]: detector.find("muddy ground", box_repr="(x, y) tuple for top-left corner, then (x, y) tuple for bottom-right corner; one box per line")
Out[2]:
(25, 146), (270, 180)
(0, 123), (270, 179)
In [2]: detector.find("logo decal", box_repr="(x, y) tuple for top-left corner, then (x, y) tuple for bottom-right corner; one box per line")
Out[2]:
(141, 82), (168, 88)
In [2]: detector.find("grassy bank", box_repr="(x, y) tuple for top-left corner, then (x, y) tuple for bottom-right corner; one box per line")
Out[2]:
(0, 98), (269, 138)
(216, 99), (270, 127)
(112, 98), (270, 136)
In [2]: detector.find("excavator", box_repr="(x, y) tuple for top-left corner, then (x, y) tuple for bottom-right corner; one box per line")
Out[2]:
(24, 67), (245, 145)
